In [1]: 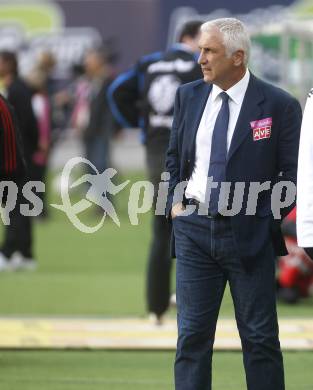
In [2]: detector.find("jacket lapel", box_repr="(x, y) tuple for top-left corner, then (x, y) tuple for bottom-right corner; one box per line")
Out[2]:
(186, 82), (212, 157)
(227, 74), (265, 163)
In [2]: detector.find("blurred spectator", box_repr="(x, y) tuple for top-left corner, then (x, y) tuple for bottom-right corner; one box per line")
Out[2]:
(0, 94), (26, 180)
(82, 47), (116, 207)
(52, 62), (88, 135)
(277, 208), (313, 303)
(0, 94), (26, 269)
(36, 51), (57, 97)
(68, 64), (91, 136)
(0, 51), (39, 271)
(107, 21), (203, 324)
(26, 69), (51, 220)
(34, 51), (62, 144)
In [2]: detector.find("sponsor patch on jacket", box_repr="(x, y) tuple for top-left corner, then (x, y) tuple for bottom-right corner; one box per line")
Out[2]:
(250, 117), (272, 141)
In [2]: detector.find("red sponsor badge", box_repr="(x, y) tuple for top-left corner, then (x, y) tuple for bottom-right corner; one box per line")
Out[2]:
(250, 117), (272, 141)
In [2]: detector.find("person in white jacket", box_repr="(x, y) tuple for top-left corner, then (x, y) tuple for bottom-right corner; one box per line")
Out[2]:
(297, 88), (313, 259)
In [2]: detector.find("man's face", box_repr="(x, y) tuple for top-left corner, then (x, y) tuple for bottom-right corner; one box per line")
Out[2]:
(198, 28), (238, 87)
(84, 52), (102, 77)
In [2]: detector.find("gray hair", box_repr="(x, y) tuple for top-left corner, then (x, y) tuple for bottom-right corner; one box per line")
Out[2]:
(201, 18), (250, 66)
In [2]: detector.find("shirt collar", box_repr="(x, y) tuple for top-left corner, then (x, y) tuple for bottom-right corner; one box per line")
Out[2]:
(211, 69), (250, 105)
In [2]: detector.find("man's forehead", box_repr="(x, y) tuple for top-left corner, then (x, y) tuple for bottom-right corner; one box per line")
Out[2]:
(199, 29), (223, 46)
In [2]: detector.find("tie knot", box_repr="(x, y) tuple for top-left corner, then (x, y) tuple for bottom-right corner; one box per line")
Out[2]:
(220, 92), (229, 103)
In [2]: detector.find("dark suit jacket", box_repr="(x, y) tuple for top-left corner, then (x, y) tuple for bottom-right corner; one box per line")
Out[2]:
(8, 78), (38, 163)
(165, 73), (302, 265)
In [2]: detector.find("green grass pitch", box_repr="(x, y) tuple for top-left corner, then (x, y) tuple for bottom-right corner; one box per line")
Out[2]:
(0, 351), (312, 390)
(0, 172), (312, 389)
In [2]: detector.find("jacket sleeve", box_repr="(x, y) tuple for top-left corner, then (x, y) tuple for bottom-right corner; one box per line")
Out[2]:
(0, 94), (26, 179)
(107, 67), (140, 128)
(8, 82), (39, 161)
(297, 91), (313, 247)
(165, 87), (182, 219)
(275, 96), (302, 220)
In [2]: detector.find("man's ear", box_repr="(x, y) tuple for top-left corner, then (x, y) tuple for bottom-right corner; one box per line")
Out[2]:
(233, 50), (245, 67)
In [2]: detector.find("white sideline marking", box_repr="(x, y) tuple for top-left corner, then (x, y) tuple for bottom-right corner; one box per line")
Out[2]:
(0, 317), (312, 350)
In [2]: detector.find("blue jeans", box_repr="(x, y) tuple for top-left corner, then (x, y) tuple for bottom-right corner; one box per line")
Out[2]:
(173, 212), (284, 390)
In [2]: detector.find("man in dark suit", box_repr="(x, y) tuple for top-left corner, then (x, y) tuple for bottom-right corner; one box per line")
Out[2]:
(166, 18), (302, 390)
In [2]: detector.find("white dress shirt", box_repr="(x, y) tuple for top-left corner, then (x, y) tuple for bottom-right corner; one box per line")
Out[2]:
(185, 69), (250, 203)
(297, 91), (313, 247)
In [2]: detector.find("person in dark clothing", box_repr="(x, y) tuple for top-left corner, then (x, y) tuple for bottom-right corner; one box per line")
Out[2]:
(82, 47), (116, 209)
(84, 48), (114, 173)
(26, 68), (52, 220)
(0, 51), (39, 271)
(107, 21), (203, 323)
(0, 94), (25, 180)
